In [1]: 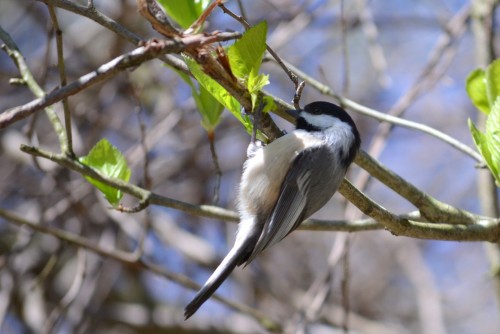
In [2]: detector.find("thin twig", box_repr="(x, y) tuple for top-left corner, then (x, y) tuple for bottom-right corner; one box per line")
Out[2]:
(356, 0), (391, 87)
(345, 3), (470, 219)
(218, 2), (305, 107)
(236, 0), (248, 21)
(397, 242), (447, 334)
(340, 0), (350, 95)
(130, 89), (153, 260)
(363, 3), (469, 168)
(42, 0), (189, 74)
(42, 248), (86, 334)
(0, 25), (68, 150)
(47, 3), (74, 156)
(268, 58), (484, 162)
(117, 197), (150, 213)
(29, 254), (59, 291)
(341, 236), (351, 334)
(208, 131), (222, 205)
(293, 81), (306, 110)
(0, 208), (282, 331)
(0, 32), (241, 129)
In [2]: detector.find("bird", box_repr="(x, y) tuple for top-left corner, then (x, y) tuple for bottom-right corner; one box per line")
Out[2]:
(184, 101), (361, 319)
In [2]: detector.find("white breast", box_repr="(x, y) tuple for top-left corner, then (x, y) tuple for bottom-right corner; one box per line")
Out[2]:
(237, 131), (323, 219)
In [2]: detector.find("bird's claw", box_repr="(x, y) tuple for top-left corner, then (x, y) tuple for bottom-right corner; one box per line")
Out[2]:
(247, 140), (263, 158)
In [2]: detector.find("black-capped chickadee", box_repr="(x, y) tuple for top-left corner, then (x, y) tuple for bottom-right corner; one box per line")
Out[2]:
(184, 101), (361, 319)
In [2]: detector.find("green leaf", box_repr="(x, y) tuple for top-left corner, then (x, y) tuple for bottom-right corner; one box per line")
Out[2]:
(248, 71), (270, 94)
(173, 66), (223, 131)
(486, 97), (500, 138)
(157, 0), (211, 29)
(184, 56), (252, 131)
(180, 19), (270, 136)
(79, 139), (131, 206)
(466, 68), (489, 114)
(486, 98), (500, 182)
(469, 118), (500, 185)
(486, 58), (500, 108)
(248, 70), (270, 108)
(228, 21), (268, 79)
(198, 84), (224, 131)
(469, 119), (491, 165)
(262, 95), (276, 113)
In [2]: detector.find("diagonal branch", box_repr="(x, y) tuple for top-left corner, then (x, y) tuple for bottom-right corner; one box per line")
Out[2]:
(268, 58), (484, 163)
(0, 32), (240, 130)
(0, 25), (68, 151)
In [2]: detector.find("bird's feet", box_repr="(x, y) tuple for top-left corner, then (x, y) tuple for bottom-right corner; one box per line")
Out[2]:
(247, 140), (263, 158)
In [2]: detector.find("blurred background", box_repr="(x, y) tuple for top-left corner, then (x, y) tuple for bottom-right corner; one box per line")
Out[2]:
(0, 0), (499, 333)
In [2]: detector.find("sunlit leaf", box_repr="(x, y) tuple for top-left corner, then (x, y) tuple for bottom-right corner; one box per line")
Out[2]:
(248, 70), (270, 108)
(466, 68), (489, 114)
(469, 118), (500, 185)
(469, 119), (491, 165)
(262, 95), (276, 113)
(79, 139), (131, 206)
(486, 58), (500, 108)
(198, 84), (224, 131)
(486, 98), (500, 183)
(157, 0), (211, 29)
(173, 66), (224, 131)
(228, 21), (268, 79)
(184, 57), (253, 132)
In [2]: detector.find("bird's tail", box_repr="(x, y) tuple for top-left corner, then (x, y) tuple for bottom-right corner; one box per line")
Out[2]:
(184, 242), (248, 319)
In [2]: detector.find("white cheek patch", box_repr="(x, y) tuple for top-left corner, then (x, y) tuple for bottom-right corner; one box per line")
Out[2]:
(300, 112), (343, 129)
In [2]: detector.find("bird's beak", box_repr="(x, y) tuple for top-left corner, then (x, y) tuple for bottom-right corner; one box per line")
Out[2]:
(286, 109), (300, 119)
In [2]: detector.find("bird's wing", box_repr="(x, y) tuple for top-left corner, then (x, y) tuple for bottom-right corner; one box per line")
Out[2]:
(244, 145), (341, 265)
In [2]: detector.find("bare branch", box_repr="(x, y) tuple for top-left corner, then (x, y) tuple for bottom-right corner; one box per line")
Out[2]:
(17, 144), (500, 241)
(269, 57), (484, 162)
(0, 25), (68, 150)
(0, 208), (281, 331)
(0, 32), (240, 129)
(47, 3), (74, 156)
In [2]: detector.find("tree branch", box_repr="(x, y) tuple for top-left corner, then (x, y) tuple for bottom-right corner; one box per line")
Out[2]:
(0, 32), (240, 129)
(0, 207), (282, 332)
(0, 25), (68, 150)
(267, 57), (484, 163)
(338, 179), (500, 242)
(47, 3), (74, 156)
(18, 144), (500, 242)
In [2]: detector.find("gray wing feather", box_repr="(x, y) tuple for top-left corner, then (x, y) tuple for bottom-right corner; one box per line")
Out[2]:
(244, 146), (344, 264)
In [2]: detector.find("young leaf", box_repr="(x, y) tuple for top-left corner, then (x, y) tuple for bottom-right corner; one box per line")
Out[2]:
(228, 21), (268, 79)
(248, 70), (270, 108)
(466, 68), (489, 114)
(198, 84), (224, 131)
(469, 118), (500, 185)
(184, 56), (253, 132)
(157, 0), (211, 29)
(79, 139), (131, 206)
(248, 71), (270, 94)
(486, 97), (500, 140)
(468, 119), (492, 167)
(486, 58), (500, 108)
(262, 95), (276, 113)
(486, 98), (500, 183)
(173, 66), (224, 131)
